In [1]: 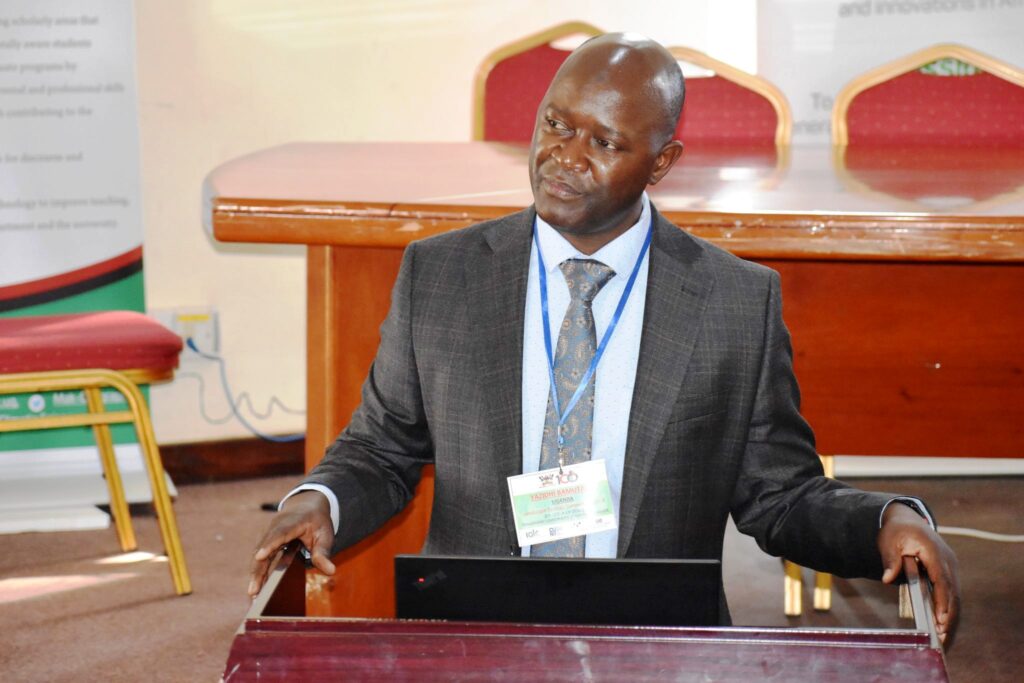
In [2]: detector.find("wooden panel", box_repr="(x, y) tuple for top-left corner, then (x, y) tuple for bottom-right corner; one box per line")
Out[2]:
(214, 201), (1024, 262)
(306, 244), (405, 467)
(772, 260), (1024, 457)
(305, 245), (435, 617)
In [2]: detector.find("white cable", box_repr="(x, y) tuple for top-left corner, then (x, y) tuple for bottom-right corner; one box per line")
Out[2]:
(938, 526), (1024, 543)
(178, 346), (306, 423)
(184, 339), (305, 443)
(176, 371), (235, 425)
(235, 392), (306, 419)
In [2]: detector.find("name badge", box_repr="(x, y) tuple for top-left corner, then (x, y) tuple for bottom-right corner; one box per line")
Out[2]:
(507, 459), (617, 548)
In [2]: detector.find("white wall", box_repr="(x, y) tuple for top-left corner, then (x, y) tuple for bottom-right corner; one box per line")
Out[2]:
(136, 0), (758, 443)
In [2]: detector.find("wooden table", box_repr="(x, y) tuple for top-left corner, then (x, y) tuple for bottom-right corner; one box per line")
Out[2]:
(208, 141), (1024, 617)
(223, 545), (949, 681)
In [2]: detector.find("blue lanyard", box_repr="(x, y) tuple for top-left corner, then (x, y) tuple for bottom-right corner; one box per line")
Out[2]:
(534, 220), (653, 455)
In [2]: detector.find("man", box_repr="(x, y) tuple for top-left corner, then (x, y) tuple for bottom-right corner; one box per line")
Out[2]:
(250, 33), (959, 642)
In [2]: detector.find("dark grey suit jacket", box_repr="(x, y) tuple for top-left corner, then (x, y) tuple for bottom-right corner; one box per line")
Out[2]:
(306, 205), (894, 603)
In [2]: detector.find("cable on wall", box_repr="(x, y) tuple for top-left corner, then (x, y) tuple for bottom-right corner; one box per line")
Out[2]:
(185, 338), (305, 443)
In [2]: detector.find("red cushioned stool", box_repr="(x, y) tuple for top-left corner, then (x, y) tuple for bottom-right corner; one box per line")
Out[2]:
(0, 311), (191, 595)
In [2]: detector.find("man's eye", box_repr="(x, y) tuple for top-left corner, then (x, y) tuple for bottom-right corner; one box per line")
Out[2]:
(547, 119), (568, 131)
(597, 139), (618, 150)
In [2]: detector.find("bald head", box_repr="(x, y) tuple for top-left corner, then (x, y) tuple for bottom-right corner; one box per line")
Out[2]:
(553, 33), (685, 146)
(527, 32), (686, 254)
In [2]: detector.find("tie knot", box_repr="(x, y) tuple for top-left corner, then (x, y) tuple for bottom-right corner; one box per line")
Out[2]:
(559, 259), (615, 304)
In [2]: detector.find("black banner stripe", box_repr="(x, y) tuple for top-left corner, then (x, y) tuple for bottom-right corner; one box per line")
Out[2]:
(0, 259), (143, 314)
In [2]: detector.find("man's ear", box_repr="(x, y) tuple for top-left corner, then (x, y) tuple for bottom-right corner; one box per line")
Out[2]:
(648, 140), (684, 185)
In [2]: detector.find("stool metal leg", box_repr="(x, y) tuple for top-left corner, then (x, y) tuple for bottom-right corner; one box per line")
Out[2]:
(813, 571), (833, 611)
(814, 455), (835, 612)
(112, 373), (192, 596)
(84, 386), (137, 553)
(113, 371), (190, 595)
(784, 559), (803, 616)
(0, 369), (190, 595)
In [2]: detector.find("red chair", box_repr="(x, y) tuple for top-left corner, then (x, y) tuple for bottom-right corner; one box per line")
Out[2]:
(474, 21), (602, 142)
(0, 311), (191, 595)
(474, 26), (791, 150)
(667, 47), (791, 147)
(833, 44), (1024, 147)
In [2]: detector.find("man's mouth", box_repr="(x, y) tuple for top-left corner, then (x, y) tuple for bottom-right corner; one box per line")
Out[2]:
(540, 176), (582, 200)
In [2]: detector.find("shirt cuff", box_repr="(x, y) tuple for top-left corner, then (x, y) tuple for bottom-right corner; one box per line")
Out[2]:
(879, 496), (936, 530)
(281, 484), (340, 534)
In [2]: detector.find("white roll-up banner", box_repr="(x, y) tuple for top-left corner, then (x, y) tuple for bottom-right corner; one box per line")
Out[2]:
(1, 1), (145, 456)
(758, 0), (1024, 145)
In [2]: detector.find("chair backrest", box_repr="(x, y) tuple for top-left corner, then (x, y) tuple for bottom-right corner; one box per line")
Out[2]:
(474, 29), (791, 148)
(668, 47), (791, 147)
(473, 22), (602, 142)
(832, 44), (1024, 147)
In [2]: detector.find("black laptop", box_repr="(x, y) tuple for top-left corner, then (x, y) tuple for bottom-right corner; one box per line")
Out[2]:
(395, 555), (720, 627)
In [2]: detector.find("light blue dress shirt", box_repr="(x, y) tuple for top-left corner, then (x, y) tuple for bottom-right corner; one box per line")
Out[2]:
(520, 194), (652, 558)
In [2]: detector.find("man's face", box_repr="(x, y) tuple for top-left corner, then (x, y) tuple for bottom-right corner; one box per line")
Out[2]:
(528, 62), (673, 244)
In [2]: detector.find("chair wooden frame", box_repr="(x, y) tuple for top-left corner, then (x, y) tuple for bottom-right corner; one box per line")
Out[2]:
(832, 43), (1024, 146)
(472, 21), (603, 141)
(783, 454), (834, 616)
(667, 46), (793, 147)
(0, 367), (191, 595)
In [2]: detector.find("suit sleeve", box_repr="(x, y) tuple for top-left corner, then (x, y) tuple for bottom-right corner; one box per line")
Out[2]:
(730, 270), (891, 579)
(303, 243), (434, 553)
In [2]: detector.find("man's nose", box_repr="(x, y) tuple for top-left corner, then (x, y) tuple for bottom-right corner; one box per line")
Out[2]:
(552, 136), (588, 172)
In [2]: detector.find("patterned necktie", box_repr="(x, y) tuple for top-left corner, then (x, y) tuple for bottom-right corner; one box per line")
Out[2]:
(532, 258), (616, 558)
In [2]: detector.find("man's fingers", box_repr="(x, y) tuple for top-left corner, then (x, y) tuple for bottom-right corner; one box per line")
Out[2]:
(248, 524), (304, 597)
(248, 496), (336, 598)
(310, 530), (336, 575)
(879, 547), (903, 584)
(248, 556), (271, 598)
(919, 550), (960, 647)
(247, 492), (335, 597)
(253, 523), (302, 561)
(311, 552), (336, 576)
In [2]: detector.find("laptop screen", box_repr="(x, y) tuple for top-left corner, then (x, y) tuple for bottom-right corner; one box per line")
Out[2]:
(395, 555), (720, 627)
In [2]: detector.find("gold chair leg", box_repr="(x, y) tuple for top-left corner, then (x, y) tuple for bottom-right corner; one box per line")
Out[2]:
(784, 559), (803, 616)
(820, 454), (835, 478)
(813, 571), (832, 611)
(84, 386), (137, 552)
(811, 454), (835, 612)
(117, 377), (192, 596)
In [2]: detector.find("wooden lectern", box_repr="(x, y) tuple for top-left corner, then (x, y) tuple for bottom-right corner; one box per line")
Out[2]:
(222, 546), (948, 681)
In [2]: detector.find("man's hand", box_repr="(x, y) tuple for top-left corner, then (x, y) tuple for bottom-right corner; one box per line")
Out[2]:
(878, 502), (960, 647)
(248, 491), (336, 598)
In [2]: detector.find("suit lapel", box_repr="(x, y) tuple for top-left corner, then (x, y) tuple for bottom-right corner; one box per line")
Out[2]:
(617, 209), (716, 556)
(466, 208), (534, 551)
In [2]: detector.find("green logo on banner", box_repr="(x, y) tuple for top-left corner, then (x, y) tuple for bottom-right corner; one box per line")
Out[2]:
(920, 58), (980, 77)
(0, 385), (148, 451)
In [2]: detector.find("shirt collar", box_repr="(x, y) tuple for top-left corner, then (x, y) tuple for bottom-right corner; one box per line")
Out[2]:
(534, 193), (651, 279)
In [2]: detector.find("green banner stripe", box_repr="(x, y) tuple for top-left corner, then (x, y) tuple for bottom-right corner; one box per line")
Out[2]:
(0, 259), (143, 313)
(0, 270), (145, 318)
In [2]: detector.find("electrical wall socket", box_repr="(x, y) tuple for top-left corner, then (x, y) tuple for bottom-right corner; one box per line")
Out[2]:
(150, 307), (219, 360)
